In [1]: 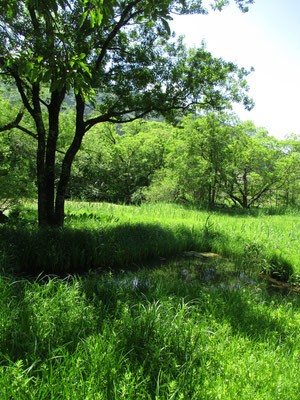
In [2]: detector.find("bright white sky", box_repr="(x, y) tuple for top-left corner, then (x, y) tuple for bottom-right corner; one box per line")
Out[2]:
(170, 0), (300, 139)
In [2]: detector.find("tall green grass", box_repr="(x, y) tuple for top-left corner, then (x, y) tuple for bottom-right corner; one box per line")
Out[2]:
(0, 202), (299, 281)
(0, 261), (299, 399)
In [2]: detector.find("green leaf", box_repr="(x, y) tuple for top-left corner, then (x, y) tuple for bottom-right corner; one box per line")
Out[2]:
(90, 10), (96, 28)
(161, 18), (171, 35)
(96, 8), (103, 26)
(79, 61), (92, 77)
(78, 11), (88, 28)
(30, 68), (41, 82)
(50, 78), (65, 92)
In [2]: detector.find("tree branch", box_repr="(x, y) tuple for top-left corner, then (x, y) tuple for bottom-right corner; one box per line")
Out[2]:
(0, 106), (25, 132)
(15, 123), (67, 154)
(248, 182), (276, 207)
(10, 72), (35, 116)
(15, 124), (38, 139)
(228, 193), (243, 207)
(103, 109), (154, 125)
(95, 0), (142, 71)
(39, 97), (50, 108)
(84, 97), (206, 133)
(84, 107), (153, 132)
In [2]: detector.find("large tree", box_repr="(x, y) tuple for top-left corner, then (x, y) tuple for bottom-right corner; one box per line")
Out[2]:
(0, 0), (253, 227)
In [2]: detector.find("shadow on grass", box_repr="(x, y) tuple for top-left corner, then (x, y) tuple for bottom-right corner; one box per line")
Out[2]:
(1, 214), (295, 283)
(0, 221), (221, 275)
(0, 275), (97, 364)
(80, 258), (299, 346)
(209, 286), (298, 343)
(77, 264), (300, 400)
(209, 207), (299, 218)
(178, 203), (300, 218)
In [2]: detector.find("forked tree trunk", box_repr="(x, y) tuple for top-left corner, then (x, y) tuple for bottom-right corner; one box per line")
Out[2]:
(36, 89), (66, 227)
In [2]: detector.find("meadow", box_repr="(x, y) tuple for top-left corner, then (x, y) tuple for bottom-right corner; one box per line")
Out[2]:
(0, 201), (299, 280)
(0, 202), (299, 399)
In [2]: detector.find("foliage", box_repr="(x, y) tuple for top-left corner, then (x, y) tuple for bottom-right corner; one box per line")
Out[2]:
(274, 134), (300, 206)
(223, 123), (283, 208)
(172, 113), (234, 205)
(0, 94), (36, 214)
(142, 115), (300, 208)
(67, 120), (174, 203)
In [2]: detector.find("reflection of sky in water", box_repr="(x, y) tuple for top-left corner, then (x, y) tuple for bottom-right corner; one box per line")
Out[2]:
(109, 259), (258, 293)
(109, 276), (153, 290)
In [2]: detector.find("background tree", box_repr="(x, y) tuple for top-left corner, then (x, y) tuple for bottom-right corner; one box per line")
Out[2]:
(274, 134), (300, 206)
(144, 113), (234, 206)
(0, 0), (253, 227)
(223, 122), (282, 208)
(67, 120), (173, 203)
(143, 116), (297, 209)
(177, 113), (233, 207)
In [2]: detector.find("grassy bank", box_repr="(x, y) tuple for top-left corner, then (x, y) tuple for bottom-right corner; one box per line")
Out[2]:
(0, 202), (299, 281)
(1, 260), (299, 399)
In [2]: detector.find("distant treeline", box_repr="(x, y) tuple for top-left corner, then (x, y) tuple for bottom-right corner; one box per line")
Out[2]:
(1, 92), (299, 211)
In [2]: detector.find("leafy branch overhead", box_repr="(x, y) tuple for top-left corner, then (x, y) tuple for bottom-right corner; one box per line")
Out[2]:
(0, 0), (253, 125)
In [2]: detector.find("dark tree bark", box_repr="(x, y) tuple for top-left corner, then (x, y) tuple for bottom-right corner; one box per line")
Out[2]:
(44, 89), (66, 225)
(53, 95), (85, 227)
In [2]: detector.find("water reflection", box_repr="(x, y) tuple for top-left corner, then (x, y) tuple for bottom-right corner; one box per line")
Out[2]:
(106, 252), (297, 295)
(109, 252), (258, 292)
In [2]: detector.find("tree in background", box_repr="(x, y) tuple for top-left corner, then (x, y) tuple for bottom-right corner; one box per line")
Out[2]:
(143, 116), (298, 208)
(274, 134), (300, 206)
(144, 113), (236, 206)
(0, 0), (253, 227)
(67, 120), (173, 203)
(176, 113), (233, 207)
(223, 122), (284, 208)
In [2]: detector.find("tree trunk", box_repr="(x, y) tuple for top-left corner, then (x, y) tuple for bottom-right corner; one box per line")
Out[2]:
(241, 171), (248, 208)
(44, 90), (66, 225)
(35, 89), (66, 227)
(208, 183), (212, 208)
(34, 99), (47, 227)
(53, 95), (86, 227)
(54, 133), (84, 226)
(208, 183), (216, 209)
